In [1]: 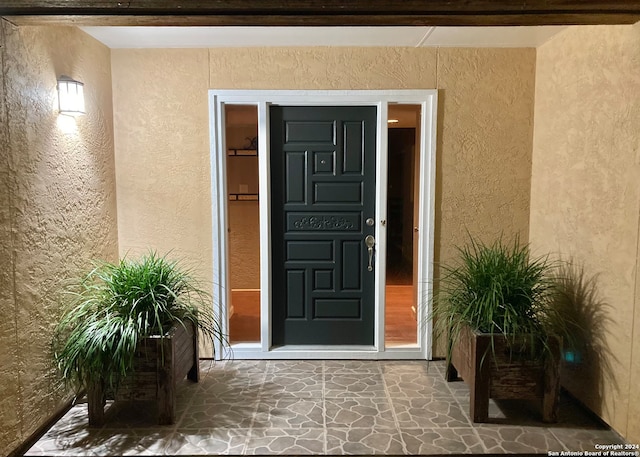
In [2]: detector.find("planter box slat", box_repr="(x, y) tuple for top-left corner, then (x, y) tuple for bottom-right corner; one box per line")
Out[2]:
(174, 325), (195, 371)
(176, 348), (195, 380)
(489, 357), (543, 399)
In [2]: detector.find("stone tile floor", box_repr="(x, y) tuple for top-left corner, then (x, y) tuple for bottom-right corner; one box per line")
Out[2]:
(25, 360), (627, 455)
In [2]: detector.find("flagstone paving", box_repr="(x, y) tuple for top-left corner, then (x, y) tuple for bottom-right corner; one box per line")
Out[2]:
(25, 359), (627, 455)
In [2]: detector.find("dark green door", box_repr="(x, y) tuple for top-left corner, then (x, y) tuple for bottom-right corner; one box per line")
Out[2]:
(270, 106), (377, 345)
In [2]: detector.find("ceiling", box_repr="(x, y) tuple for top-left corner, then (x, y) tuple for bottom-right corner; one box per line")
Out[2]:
(80, 26), (567, 49)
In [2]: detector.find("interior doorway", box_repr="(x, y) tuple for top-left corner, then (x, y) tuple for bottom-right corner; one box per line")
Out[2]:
(225, 104), (261, 344)
(385, 105), (422, 346)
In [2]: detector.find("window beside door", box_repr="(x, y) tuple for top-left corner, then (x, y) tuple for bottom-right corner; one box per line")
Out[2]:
(385, 104), (422, 347)
(225, 104), (261, 343)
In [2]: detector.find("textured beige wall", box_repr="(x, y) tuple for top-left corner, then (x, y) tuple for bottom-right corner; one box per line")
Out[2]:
(0, 23), (118, 456)
(435, 48), (536, 266)
(111, 49), (213, 280)
(0, 22), (18, 455)
(208, 48), (438, 89)
(113, 46), (535, 296)
(530, 24), (640, 442)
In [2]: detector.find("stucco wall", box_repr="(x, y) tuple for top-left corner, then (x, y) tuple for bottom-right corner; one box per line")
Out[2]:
(0, 23), (118, 456)
(112, 46), (535, 297)
(530, 23), (640, 442)
(111, 49), (213, 280)
(435, 48), (535, 265)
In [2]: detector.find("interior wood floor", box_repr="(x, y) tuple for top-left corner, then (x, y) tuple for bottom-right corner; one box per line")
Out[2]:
(229, 285), (417, 345)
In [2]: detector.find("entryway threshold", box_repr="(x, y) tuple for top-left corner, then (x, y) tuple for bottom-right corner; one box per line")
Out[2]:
(272, 345), (377, 352)
(224, 344), (427, 360)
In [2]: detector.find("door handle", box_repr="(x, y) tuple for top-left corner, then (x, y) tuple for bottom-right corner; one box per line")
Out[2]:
(364, 235), (375, 272)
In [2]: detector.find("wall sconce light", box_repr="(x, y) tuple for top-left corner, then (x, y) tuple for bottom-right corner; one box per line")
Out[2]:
(57, 76), (85, 116)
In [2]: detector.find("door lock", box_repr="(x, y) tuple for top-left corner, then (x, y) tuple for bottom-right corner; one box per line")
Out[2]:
(366, 217), (375, 227)
(364, 235), (375, 272)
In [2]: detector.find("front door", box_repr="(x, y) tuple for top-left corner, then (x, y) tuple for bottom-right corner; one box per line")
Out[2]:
(270, 106), (377, 345)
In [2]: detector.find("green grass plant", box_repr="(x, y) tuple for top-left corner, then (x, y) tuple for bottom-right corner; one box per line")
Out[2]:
(53, 252), (226, 392)
(433, 235), (565, 363)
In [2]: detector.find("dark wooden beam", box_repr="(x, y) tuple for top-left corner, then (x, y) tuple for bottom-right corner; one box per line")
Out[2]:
(2, 1), (640, 26)
(5, 13), (640, 27)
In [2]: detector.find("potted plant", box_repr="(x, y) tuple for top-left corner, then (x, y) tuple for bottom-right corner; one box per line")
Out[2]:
(53, 252), (227, 426)
(432, 236), (569, 423)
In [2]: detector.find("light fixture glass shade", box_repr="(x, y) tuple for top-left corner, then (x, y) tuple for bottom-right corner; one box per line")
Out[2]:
(57, 76), (85, 116)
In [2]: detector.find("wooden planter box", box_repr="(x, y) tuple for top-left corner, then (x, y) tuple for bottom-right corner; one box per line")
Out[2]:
(446, 325), (561, 423)
(87, 321), (200, 426)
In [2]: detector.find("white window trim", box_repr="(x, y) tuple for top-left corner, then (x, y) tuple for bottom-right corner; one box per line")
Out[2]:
(209, 90), (437, 360)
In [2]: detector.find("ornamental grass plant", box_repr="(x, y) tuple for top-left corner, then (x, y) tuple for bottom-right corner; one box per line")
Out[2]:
(433, 235), (569, 363)
(53, 252), (226, 392)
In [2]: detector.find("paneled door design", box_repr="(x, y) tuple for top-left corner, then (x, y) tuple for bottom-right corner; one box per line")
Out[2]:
(270, 106), (377, 345)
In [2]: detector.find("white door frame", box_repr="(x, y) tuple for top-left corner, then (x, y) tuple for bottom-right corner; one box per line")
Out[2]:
(209, 90), (437, 360)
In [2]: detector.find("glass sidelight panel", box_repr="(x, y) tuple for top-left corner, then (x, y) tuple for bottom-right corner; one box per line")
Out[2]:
(385, 105), (422, 347)
(225, 104), (261, 343)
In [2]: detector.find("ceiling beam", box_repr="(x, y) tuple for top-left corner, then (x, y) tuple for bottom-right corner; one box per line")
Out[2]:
(2, 1), (640, 26)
